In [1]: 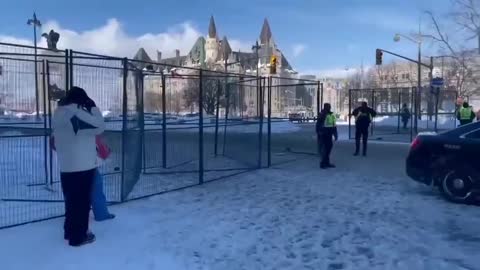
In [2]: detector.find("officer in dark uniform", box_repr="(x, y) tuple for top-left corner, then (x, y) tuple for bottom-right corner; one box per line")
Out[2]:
(316, 103), (338, 169)
(352, 101), (377, 156)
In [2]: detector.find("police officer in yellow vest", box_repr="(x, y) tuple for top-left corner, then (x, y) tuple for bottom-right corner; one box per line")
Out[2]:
(316, 103), (338, 169)
(457, 101), (475, 126)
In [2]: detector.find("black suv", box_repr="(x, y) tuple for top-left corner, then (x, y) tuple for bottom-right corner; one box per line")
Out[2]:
(406, 122), (480, 203)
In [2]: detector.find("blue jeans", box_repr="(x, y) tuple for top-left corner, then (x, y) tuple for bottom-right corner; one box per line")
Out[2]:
(91, 169), (111, 220)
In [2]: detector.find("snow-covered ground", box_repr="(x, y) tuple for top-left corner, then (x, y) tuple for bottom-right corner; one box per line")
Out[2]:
(1, 142), (479, 270)
(0, 117), (301, 133)
(372, 115), (458, 130)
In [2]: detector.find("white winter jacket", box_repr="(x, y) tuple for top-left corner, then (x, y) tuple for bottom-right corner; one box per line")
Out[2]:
(52, 103), (105, 173)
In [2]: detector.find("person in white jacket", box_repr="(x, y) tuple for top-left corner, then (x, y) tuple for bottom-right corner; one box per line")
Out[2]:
(52, 86), (105, 247)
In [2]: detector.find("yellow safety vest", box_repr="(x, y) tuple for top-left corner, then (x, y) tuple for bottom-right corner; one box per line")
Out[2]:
(459, 107), (473, 120)
(325, 114), (336, 127)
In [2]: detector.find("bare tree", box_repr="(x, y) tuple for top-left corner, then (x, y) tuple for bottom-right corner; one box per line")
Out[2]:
(424, 1), (480, 97)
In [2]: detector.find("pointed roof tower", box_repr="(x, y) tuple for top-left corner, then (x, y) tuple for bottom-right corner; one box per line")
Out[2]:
(208, 16), (217, 39)
(259, 18), (272, 45)
(133, 48), (152, 62)
(220, 36), (232, 59)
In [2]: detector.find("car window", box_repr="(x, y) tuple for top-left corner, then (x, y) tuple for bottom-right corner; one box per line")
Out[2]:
(465, 129), (480, 139)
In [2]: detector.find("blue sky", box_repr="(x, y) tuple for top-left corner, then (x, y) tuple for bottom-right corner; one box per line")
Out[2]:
(0, 0), (459, 77)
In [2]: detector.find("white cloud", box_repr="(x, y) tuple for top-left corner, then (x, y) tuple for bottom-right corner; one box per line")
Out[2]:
(0, 19), (257, 60)
(229, 39), (253, 53)
(50, 19), (201, 58)
(292, 44), (307, 57)
(0, 35), (32, 45)
(301, 67), (357, 79)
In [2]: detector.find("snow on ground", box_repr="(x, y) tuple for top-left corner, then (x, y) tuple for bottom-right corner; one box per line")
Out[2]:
(0, 117), (301, 133)
(1, 142), (479, 270)
(372, 115), (458, 130)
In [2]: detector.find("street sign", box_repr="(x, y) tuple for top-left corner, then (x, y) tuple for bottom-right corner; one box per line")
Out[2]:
(431, 77), (444, 95)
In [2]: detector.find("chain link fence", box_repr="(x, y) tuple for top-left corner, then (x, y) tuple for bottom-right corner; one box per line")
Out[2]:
(348, 87), (458, 142)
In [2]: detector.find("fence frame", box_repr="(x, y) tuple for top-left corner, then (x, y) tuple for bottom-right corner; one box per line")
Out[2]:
(0, 43), (325, 229)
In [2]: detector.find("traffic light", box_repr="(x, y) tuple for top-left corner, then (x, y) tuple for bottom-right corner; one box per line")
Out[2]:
(376, 49), (383, 65)
(270, 55), (277, 74)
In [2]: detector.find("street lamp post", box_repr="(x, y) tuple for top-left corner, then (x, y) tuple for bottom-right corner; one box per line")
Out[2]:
(27, 12), (41, 120)
(394, 33), (422, 133)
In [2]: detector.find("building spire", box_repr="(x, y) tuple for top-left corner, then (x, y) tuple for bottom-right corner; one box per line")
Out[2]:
(208, 16), (217, 39)
(259, 18), (272, 44)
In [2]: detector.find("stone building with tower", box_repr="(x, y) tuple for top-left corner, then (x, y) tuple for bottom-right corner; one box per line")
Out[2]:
(134, 16), (300, 117)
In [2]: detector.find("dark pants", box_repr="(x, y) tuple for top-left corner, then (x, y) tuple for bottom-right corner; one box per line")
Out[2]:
(318, 134), (333, 166)
(355, 125), (369, 155)
(61, 169), (95, 245)
(402, 119), (409, 129)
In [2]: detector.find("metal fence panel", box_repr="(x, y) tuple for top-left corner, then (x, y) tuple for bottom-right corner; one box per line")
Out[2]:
(348, 88), (458, 143)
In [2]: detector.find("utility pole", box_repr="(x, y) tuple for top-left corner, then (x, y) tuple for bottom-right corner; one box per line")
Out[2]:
(27, 12), (41, 120)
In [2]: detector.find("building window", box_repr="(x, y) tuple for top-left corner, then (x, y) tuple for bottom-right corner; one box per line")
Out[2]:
(405, 73), (409, 80)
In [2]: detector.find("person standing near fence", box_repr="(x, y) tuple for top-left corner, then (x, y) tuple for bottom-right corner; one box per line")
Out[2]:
(351, 101), (377, 157)
(52, 86), (105, 247)
(50, 135), (115, 222)
(457, 102), (475, 126)
(400, 103), (411, 130)
(316, 103), (338, 169)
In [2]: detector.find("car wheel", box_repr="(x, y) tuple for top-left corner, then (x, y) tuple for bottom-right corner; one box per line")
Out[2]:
(440, 169), (475, 204)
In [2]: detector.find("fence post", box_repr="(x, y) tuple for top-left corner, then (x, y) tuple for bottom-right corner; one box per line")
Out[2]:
(410, 87), (414, 142)
(222, 83), (230, 156)
(434, 92), (439, 132)
(257, 77), (264, 169)
(214, 79), (221, 157)
(45, 60), (53, 186)
(120, 58), (128, 201)
(267, 76), (272, 167)
(69, 50), (73, 88)
(42, 60), (48, 186)
(320, 82), (324, 109)
(198, 70), (204, 184)
(397, 90), (401, 134)
(161, 72), (167, 169)
(371, 89), (375, 136)
(316, 81), (321, 117)
(348, 89), (352, 140)
(64, 50), (69, 92)
(137, 70), (146, 174)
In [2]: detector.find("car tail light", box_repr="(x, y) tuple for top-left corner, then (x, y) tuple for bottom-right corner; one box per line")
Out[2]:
(411, 136), (421, 150)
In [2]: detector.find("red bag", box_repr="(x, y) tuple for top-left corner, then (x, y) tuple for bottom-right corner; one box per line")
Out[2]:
(96, 135), (111, 160)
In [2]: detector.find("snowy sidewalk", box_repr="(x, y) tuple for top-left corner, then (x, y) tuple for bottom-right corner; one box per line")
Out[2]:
(1, 145), (480, 270)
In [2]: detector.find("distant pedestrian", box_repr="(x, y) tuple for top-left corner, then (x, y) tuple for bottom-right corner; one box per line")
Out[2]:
(52, 86), (105, 247)
(400, 103), (411, 129)
(316, 103), (338, 169)
(457, 102), (475, 126)
(352, 101), (377, 156)
(476, 109), (480, 122)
